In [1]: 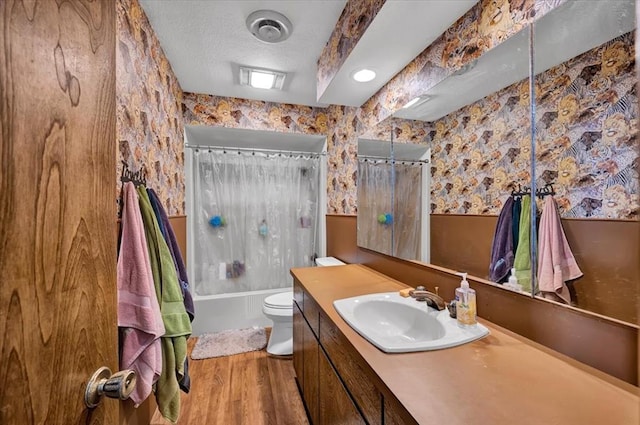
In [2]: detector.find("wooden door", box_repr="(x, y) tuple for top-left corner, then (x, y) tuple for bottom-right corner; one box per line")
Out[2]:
(0, 1), (118, 424)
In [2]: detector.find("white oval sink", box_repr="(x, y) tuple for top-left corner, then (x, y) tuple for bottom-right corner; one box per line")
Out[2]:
(333, 292), (489, 353)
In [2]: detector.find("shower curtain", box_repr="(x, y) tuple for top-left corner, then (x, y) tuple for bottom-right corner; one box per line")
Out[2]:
(357, 159), (422, 259)
(191, 149), (320, 296)
(394, 161), (422, 260)
(357, 159), (393, 256)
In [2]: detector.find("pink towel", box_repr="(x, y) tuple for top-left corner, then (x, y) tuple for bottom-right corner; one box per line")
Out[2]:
(117, 182), (165, 406)
(537, 196), (583, 304)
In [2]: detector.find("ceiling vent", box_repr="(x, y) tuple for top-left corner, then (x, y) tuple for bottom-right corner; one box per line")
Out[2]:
(246, 10), (293, 43)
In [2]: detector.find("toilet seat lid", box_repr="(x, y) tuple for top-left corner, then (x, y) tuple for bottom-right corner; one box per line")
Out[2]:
(264, 292), (293, 309)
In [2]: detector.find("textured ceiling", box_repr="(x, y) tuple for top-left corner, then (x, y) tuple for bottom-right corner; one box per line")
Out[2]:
(139, 0), (346, 107)
(139, 0), (478, 108)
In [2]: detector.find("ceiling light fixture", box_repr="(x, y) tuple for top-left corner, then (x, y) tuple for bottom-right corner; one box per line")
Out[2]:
(352, 69), (376, 83)
(402, 95), (432, 109)
(403, 97), (421, 109)
(239, 66), (286, 90)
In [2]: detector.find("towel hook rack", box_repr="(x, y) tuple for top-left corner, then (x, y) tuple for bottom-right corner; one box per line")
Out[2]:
(118, 161), (147, 218)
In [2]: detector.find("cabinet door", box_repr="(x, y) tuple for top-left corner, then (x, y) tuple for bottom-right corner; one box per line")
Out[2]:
(302, 315), (319, 424)
(318, 349), (366, 425)
(293, 302), (304, 390)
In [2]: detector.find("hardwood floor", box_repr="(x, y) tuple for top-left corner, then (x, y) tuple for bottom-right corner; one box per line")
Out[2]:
(151, 335), (309, 424)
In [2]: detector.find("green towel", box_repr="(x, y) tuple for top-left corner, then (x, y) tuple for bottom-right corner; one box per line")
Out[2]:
(137, 186), (191, 423)
(514, 195), (532, 292)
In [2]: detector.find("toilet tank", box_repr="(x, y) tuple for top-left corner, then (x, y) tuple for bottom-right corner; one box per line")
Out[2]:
(315, 256), (346, 267)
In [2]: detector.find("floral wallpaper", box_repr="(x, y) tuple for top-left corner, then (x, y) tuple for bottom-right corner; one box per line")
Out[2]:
(316, 0), (386, 100)
(183, 93), (328, 134)
(326, 105), (359, 214)
(430, 32), (638, 220)
(182, 93), (359, 214)
(534, 32), (638, 220)
(116, 0), (185, 216)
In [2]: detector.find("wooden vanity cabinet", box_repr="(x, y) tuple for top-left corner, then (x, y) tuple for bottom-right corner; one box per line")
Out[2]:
(293, 280), (418, 425)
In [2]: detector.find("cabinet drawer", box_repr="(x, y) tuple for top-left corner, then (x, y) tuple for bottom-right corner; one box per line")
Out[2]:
(304, 292), (320, 337)
(319, 312), (382, 425)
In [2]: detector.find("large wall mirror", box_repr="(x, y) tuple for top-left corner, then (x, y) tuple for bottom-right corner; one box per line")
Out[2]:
(358, 19), (531, 285)
(357, 0), (637, 325)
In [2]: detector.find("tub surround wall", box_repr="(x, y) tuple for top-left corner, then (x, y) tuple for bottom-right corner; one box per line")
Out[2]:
(326, 214), (638, 385)
(117, 0), (185, 216)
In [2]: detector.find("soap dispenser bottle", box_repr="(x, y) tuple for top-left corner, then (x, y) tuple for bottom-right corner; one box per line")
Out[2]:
(455, 272), (477, 327)
(506, 268), (522, 292)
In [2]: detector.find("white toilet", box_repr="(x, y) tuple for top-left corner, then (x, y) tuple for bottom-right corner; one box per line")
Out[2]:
(262, 257), (346, 355)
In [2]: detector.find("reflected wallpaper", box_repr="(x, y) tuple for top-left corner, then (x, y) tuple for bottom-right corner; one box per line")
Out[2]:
(430, 79), (531, 215)
(431, 32), (638, 220)
(534, 32), (638, 219)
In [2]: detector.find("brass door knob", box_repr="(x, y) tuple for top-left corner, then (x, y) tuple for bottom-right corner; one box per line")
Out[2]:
(85, 366), (137, 408)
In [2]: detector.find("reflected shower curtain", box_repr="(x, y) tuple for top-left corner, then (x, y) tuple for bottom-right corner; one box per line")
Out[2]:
(357, 159), (393, 255)
(394, 162), (422, 259)
(192, 149), (320, 296)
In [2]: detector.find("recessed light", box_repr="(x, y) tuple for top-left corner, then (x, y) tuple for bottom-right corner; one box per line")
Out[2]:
(403, 97), (421, 109)
(401, 95), (432, 109)
(239, 66), (286, 90)
(352, 69), (376, 82)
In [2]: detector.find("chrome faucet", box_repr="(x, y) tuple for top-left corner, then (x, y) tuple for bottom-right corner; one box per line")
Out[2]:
(410, 286), (446, 311)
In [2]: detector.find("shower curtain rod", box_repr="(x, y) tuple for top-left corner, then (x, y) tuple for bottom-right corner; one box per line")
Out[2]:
(358, 154), (429, 164)
(185, 144), (326, 156)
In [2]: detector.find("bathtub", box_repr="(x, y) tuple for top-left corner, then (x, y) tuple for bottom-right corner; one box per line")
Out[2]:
(191, 287), (290, 336)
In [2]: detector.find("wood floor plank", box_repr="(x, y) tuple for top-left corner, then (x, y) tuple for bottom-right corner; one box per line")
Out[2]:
(152, 335), (308, 424)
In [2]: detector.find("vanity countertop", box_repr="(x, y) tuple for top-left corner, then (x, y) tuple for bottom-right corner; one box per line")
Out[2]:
(291, 264), (639, 425)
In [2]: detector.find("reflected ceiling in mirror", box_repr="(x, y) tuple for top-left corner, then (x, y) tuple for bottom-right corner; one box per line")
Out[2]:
(533, 0), (635, 76)
(395, 28), (529, 122)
